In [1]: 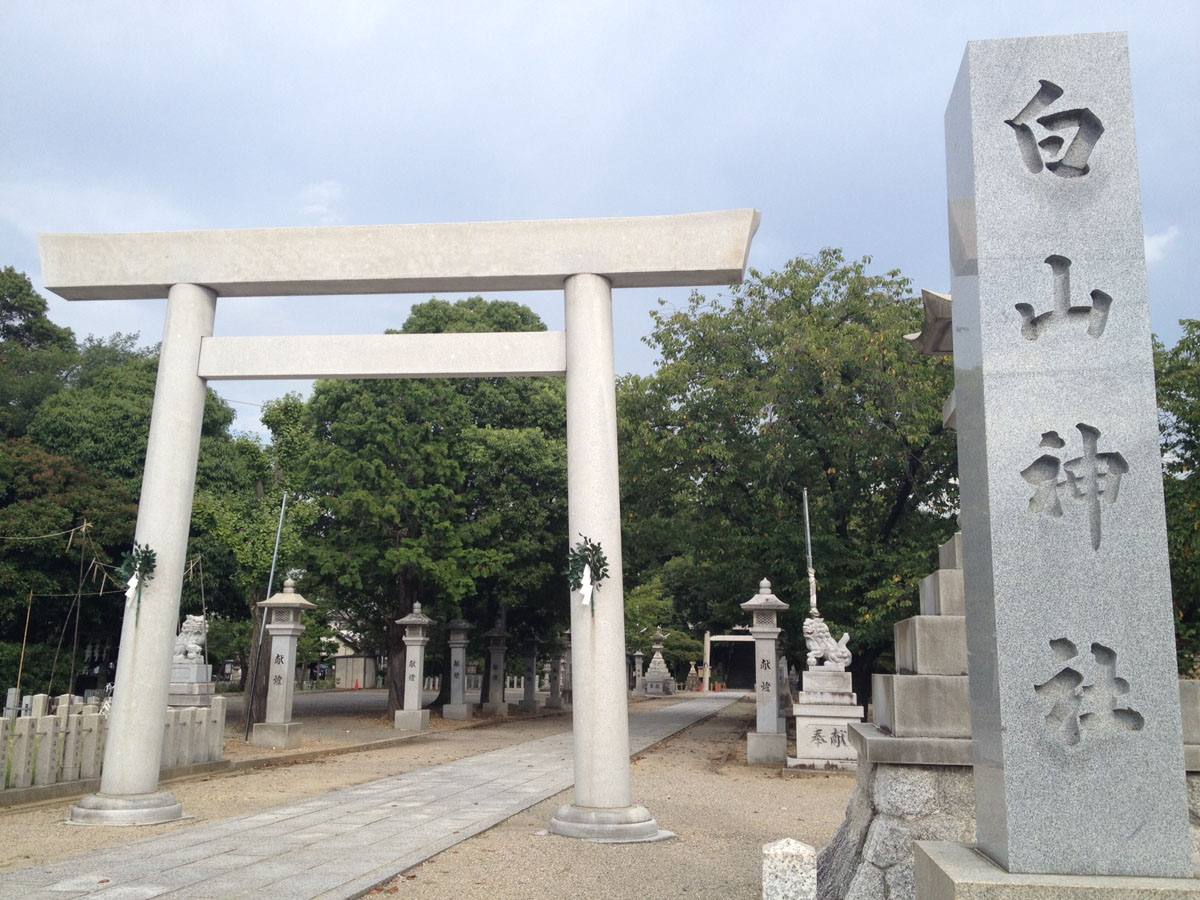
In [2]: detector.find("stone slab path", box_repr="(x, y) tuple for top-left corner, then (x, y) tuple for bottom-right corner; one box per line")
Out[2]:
(1, 694), (741, 900)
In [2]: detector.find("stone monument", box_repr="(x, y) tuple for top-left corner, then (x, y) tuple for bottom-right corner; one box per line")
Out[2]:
(632, 649), (645, 692)
(916, 31), (1196, 894)
(443, 618), (473, 720)
(251, 579), (315, 750)
(546, 651), (565, 709)
(642, 626), (676, 696)
(481, 618), (509, 716)
(742, 579), (788, 765)
(394, 602), (435, 731)
(518, 639), (541, 713)
(168, 614), (213, 708)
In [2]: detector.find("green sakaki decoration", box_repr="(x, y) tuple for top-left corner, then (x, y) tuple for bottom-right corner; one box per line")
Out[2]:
(567, 534), (608, 617)
(119, 542), (157, 624)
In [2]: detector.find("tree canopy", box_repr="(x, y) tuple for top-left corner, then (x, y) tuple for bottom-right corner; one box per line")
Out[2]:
(618, 250), (959, 686)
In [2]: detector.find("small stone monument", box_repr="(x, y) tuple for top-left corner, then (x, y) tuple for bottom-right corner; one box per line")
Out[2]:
(685, 661), (700, 692)
(742, 578), (788, 765)
(252, 579), (315, 750)
(915, 31), (1198, 894)
(632, 649), (645, 692)
(481, 618), (509, 716)
(169, 614), (213, 707)
(642, 626), (676, 696)
(546, 651), (565, 709)
(443, 618), (473, 720)
(394, 602), (435, 731)
(518, 639), (541, 713)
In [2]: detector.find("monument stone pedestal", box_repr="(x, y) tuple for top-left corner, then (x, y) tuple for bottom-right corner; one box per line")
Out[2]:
(481, 619), (509, 717)
(915, 842), (1200, 898)
(789, 668), (863, 771)
(250, 721), (303, 750)
(443, 619), (474, 720)
(168, 662), (213, 708)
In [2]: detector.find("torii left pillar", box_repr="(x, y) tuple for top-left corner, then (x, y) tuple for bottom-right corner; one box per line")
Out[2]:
(71, 283), (215, 825)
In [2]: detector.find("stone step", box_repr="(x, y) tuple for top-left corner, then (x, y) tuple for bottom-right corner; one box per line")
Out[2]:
(938, 531), (963, 571)
(894, 615), (968, 676)
(919, 568), (965, 616)
(871, 673), (971, 739)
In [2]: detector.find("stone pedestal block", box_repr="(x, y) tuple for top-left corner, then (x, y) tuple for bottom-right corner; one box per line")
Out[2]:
(937, 532), (963, 571)
(394, 709), (429, 731)
(803, 668), (852, 694)
(1180, 680), (1200, 744)
(747, 731), (788, 766)
(252, 721), (303, 750)
(918, 569), (964, 616)
(914, 841), (1200, 898)
(170, 663), (211, 683)
(443, 703), (473, 720)
(873, 674), (971, 739)
(894, 616), (968, 676)
(167, 681), (214, 708)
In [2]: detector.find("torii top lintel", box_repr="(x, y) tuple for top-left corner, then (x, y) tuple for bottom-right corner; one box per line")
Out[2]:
(39, 210), (761, 302)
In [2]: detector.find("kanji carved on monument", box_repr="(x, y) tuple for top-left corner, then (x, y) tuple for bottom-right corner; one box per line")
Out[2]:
(1020, 424), (1128, 549)
(1007, 79), (1104, 177)
(1015, 255), (1111, 341)
(1034, 638), (1144, 747)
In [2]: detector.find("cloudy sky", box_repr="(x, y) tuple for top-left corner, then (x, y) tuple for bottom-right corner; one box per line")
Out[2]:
(2, 2), (1195, 435)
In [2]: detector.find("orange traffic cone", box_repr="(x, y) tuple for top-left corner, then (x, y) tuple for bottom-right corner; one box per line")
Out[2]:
(354, 679), (360, 690)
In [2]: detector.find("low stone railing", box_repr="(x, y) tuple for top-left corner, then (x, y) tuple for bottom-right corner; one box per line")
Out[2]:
(1, 694), (225, 791)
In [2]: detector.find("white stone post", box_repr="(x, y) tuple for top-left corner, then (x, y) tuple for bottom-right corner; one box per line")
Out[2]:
(546, 652), (564, 709)
(702, 631), (712, 691)
(70, 282), (215, 826)
(548, 273), (662, 842)
(252, 579), (315, 750)
(443, 619), (473, 720)
(633, 650), (645, 692)
(519, 640), (541, 713)
(394, 602), (434, 730)
(743, 579), (788, 765)
(482, 619), (509, 716)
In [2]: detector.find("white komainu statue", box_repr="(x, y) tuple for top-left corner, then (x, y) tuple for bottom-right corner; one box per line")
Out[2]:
(803, 616), (852, 671)
(173, 615), (207, 661)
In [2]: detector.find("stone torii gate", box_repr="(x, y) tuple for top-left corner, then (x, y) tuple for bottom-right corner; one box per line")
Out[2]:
(39, 210), (760, 839)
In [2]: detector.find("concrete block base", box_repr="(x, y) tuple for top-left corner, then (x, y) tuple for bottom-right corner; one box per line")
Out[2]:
(393, 709), (429, 731)
(786, 756), (857, 772)
(69, 790), (184, 826)
(442, 702), (474, 720)
(251, 721), (303, 750)
(544, 698), (565, 709)
(481, 701), (509, 717)
(918, 568), (965, 616)
(915, 841), (1200, 898)
(849, 722), (973, 767)
(747, 731), (788, 766)
(547, 803), (671, 843)
(894, 615), (967, 676)
(518, 699), (541, 713)
(168, 681), (214, 707)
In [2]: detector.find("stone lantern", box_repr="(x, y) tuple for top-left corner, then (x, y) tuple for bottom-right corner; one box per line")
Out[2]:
(741, 577), (788, 765)
(518, 638), (541, 713)
(643, 626), (675, 695)
(395, 602), (435, 731)
(443, 618), (473, 720)
(252, 578), (316, 750)
(481, 618), (509, 716)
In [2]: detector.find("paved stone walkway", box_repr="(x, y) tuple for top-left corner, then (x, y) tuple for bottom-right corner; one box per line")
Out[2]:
(2, 694), (741, 900)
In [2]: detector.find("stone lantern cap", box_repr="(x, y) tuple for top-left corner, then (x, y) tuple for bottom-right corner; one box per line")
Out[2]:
(396, 601), (435, 630)
(446, 618), (471, 632)
(257, 578), (316, 613)
(740, 578), (789, 613)
(483, 618), (509, 640)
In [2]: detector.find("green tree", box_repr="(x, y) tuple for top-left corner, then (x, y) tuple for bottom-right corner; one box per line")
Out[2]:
(0, 268), (76, 439)
(620, 250), (958, 690)
(1155, 319), (1200, 672)
(297, 298), (567, 714)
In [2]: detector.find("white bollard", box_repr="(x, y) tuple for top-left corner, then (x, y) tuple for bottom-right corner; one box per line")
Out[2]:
(762, 838), (816, 900)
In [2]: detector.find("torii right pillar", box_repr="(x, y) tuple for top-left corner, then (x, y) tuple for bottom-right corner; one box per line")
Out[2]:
(915, 31), (1197, 895)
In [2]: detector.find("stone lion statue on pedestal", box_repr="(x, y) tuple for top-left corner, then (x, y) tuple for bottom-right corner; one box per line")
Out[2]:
(803, 616), (852, 670)
(173, 615), (207, 661)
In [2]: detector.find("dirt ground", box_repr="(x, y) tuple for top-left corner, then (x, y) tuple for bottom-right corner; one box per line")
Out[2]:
(0, 695), (855, 899)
